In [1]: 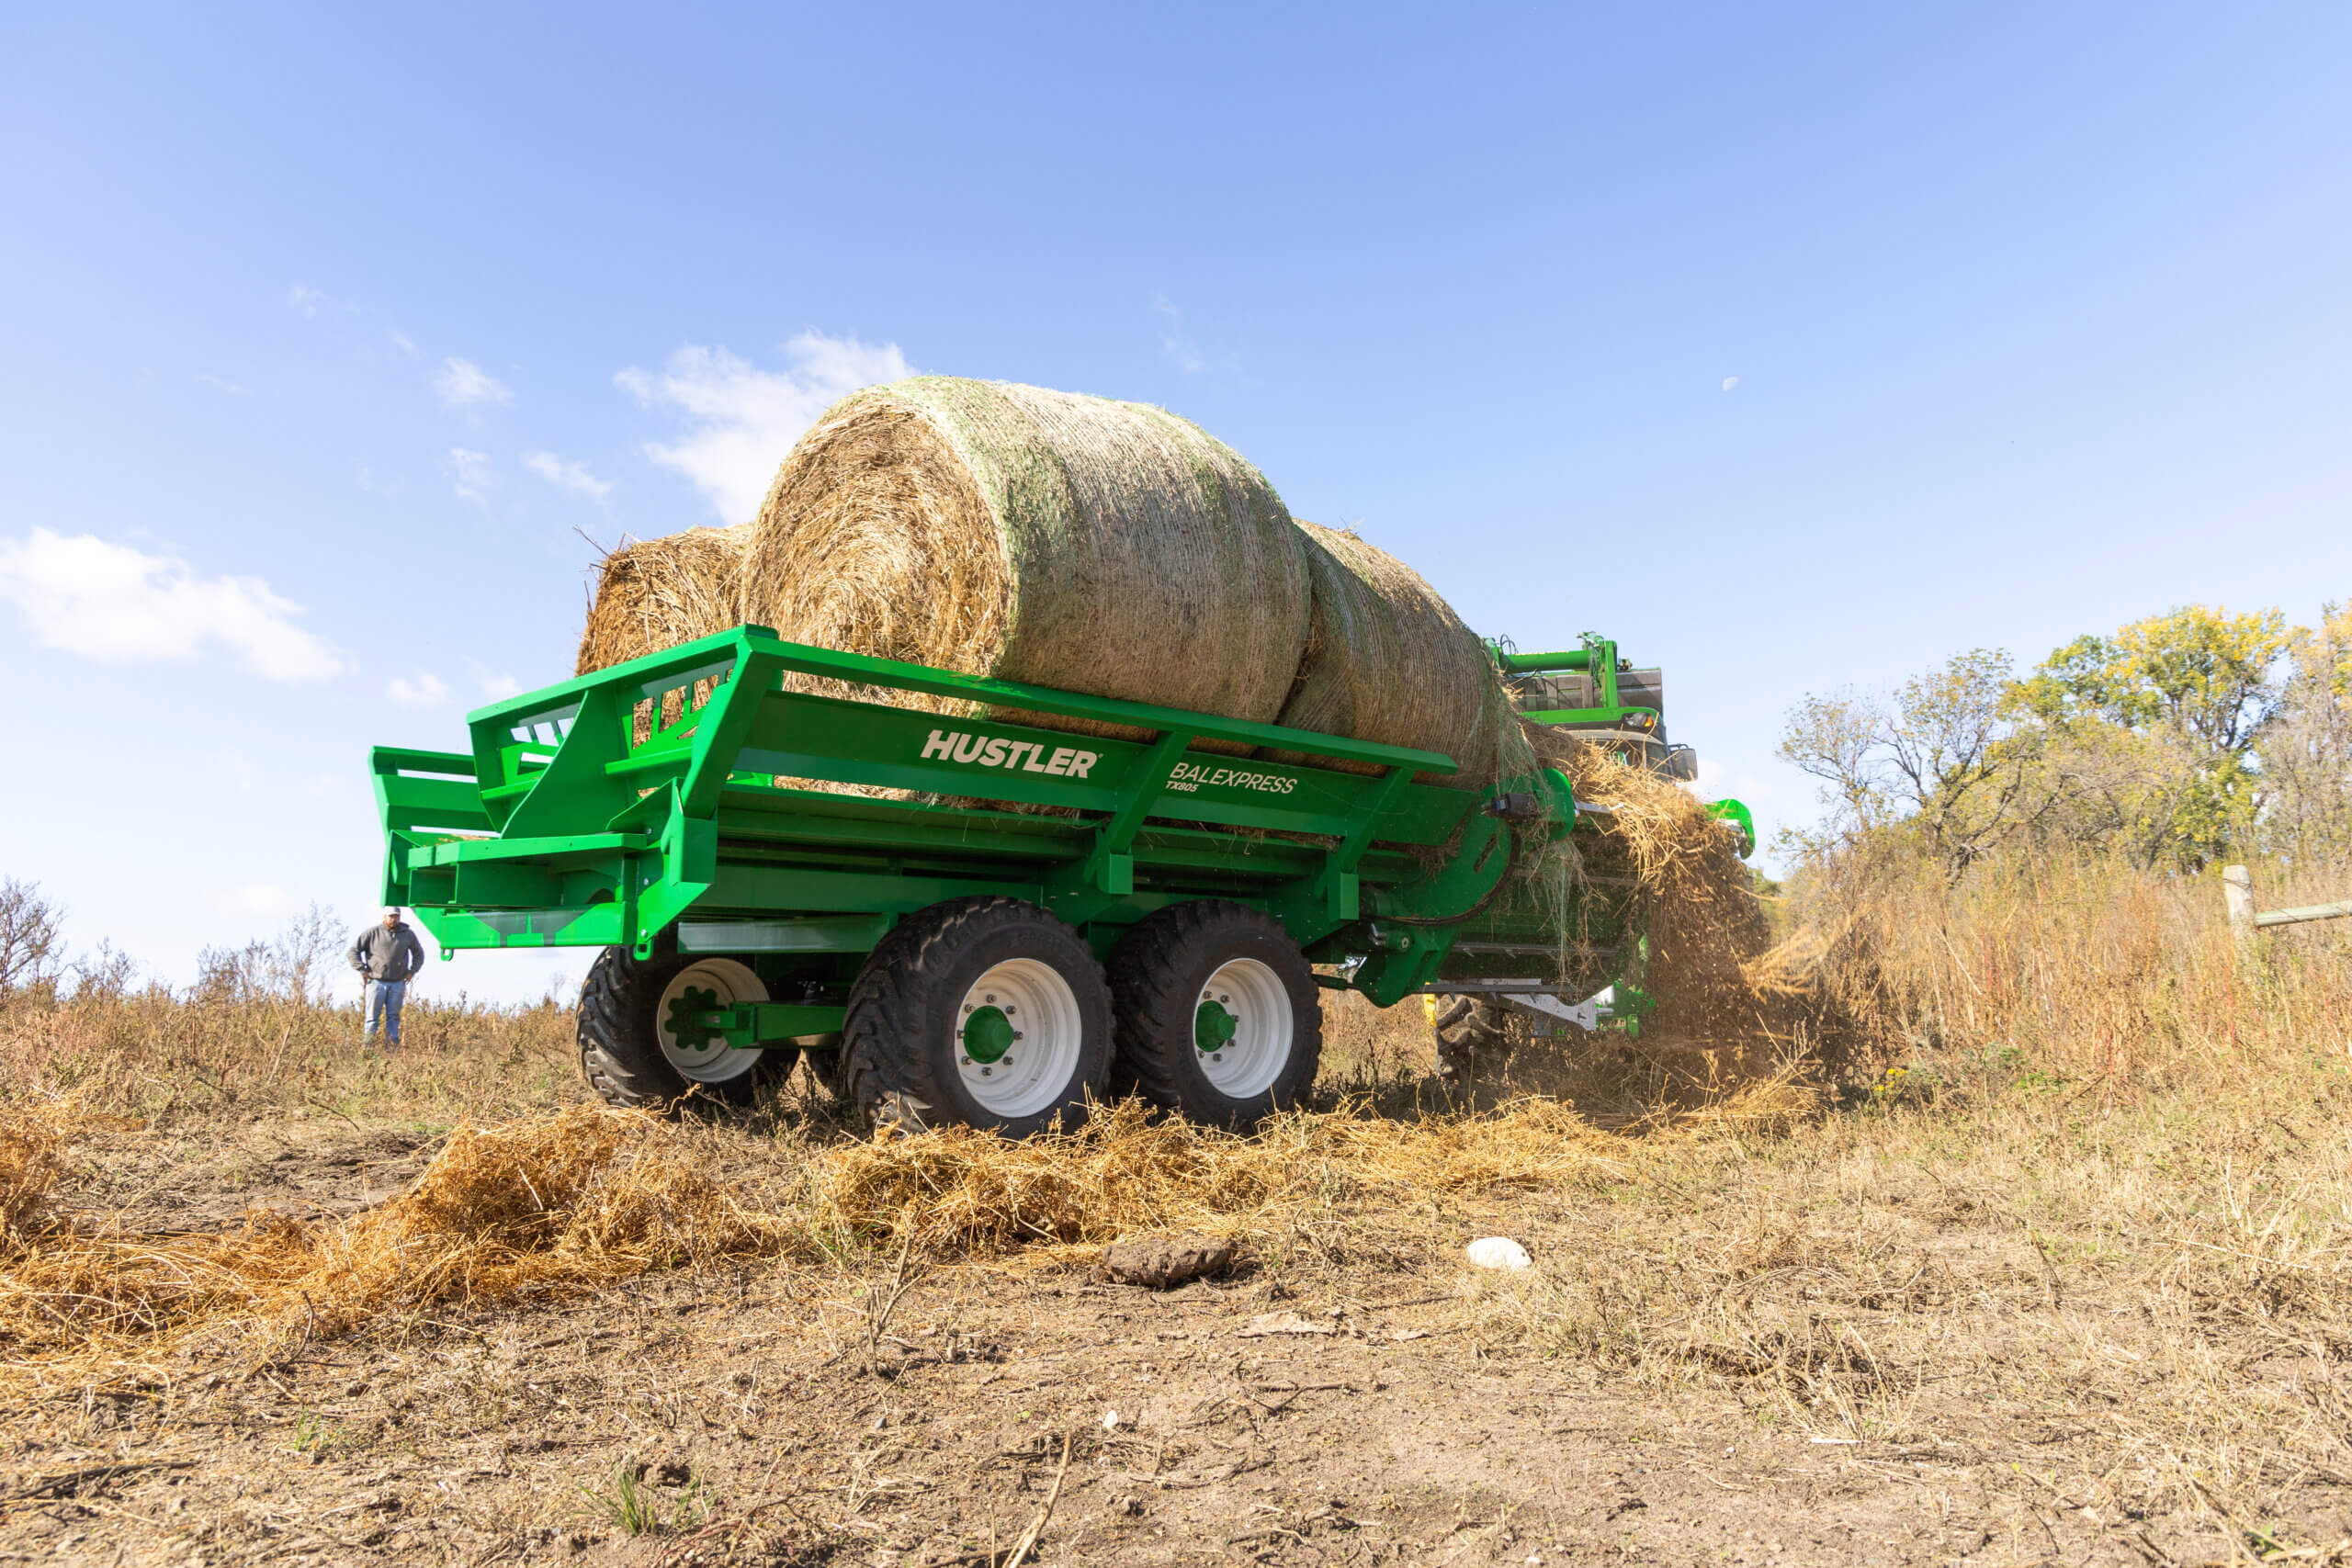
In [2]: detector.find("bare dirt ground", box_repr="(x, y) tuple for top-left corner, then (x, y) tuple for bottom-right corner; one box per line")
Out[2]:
(8, 1077), (2349, 1568)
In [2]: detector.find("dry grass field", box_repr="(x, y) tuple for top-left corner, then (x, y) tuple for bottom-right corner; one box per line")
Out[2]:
(3, 851), (2350, 1566)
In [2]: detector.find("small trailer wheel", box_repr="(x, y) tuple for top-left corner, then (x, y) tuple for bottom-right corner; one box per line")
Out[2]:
(577, 946), (801, 1111)
(1109, 901), (1322, 1129)
(839, 897), (1113, 1137)
(1430, 993), (1515, 1083)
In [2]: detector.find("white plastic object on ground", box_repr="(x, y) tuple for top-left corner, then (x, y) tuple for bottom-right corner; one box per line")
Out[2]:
(1465, 1235), (1532, 1270)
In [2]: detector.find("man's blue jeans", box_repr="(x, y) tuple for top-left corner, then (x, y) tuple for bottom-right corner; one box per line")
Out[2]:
(365, 979), (408, 1048)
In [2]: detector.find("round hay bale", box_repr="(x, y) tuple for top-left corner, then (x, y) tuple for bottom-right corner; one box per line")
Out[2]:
(1270, 522), (1515, 785)
(742, 378), (1309, 752)
(576, 523), (754, 742)
(574, 523), (754, 676)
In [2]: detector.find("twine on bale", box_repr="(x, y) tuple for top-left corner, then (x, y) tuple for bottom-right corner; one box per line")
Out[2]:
(743, 378), (1310, 754)
(1272, 522), (1518, 786)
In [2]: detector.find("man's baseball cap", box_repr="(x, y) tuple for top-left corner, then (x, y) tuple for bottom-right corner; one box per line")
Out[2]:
(384, 907), (402, 919)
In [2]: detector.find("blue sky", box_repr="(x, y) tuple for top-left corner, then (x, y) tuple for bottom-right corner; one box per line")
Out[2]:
(4, 4), (2348, 1001)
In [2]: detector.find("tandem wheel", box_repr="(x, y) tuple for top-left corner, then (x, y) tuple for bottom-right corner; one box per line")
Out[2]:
(576, 945), (803, 1110)
(839, 897), (1114, 1137)
(1109, 900), (1322, 1130)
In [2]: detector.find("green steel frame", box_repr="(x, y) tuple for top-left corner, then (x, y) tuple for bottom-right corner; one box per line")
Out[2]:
(372, 626), (1628, 1045)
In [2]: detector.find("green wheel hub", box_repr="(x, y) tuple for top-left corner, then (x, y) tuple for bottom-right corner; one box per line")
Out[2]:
(963, 1004), (1016, 1065)
(664, 984), (724, 1053)
(1194, 998), (1238, 1053)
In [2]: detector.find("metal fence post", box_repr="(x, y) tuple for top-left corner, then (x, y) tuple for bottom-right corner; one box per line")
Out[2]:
(2222, 864), (2256, 950)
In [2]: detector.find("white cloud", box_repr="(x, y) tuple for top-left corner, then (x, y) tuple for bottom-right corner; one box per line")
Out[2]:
(389, 331), (417, 355)
(288, 284), (324, 318)
(1722, 376), (1739, 391)
(449, 448), (494, 506)
(435, 357), (514, 410)
(387, 670), (450, 707)
(616, 331), (910, 520)
(199, 374), (245, 395)
(0, 528), (345, 681)
(472, 664), (524, 702)
(1151, 295), (1204, 372)
(522, 451), (615, 503)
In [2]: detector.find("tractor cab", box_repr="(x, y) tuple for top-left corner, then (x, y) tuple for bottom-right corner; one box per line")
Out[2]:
(1494, 634), (1697, 780)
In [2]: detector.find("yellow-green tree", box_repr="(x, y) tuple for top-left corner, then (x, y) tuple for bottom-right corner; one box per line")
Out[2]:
(2017, 605), (2288, 869)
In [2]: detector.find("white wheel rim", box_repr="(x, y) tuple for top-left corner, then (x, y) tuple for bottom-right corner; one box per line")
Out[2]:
(1194, 957), (1292, 1099)
(656, 958), (770, 1084)
(955, 959), (1083, 1119)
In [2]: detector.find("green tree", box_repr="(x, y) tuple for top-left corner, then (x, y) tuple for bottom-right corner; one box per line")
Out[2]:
(1780, 649), (2051, 878)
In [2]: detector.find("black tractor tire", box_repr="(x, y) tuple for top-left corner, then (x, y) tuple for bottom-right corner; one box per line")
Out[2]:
(1430, 993), (1516, 1083)
(1108, 900), (1322, 1129)
(839, 897), (1114, 1137)
(576, 945), (801, 1111)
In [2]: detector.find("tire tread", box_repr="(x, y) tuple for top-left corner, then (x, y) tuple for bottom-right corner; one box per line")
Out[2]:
(840, 897), (1110, 1135)
(1109, 900), (1321, 1129)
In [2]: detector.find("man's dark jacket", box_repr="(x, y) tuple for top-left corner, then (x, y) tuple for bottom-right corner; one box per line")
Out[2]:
(352, 923), (424, 983)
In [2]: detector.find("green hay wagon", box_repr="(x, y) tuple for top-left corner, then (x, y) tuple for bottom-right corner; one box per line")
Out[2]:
(371, 626), (1735, 1134)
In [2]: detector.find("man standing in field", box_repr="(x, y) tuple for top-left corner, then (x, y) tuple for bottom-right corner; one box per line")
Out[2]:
(352, 907), (425, 1051)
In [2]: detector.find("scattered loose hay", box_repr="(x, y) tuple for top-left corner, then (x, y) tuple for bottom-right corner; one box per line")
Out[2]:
(1510, 726), (1842, 1082)
(1272, 522), (1519, 784)
(1, 1088), (1828, 1375)
(808, 1096), (1635, 1266)
(744, 378), (1309, 752)
(0, 1107), (792, 1377)
(0, 1108), (63, 1249)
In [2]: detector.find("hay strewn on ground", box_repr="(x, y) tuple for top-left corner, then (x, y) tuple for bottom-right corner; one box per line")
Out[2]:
(0, 1079), (1826, 1379)
(0, 1107), (792, 1372)
(0, 1111), (60, 1248)
(744, 378), (1309, 753)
